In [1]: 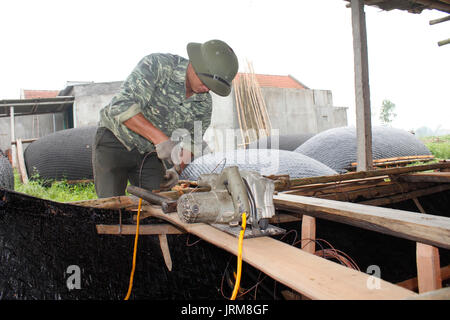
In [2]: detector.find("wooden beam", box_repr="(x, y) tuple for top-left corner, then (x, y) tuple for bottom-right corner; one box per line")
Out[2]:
(349, 155), (435, 169)
(405, 287), (450, 300)
(11, 138), (38, 145)
(275, 162), (450, 189)
(95, 223), (185, 235)
(397, 265), (450, 291)
(438, 38), (450, 46)
(273, 194), (450, 249)
(416, 243), (442, 293)
(296, 181), (433, 203)
(139, 204), (417, 300)
(269, 212), (303, 224)
(358, 184), (450, 206)
(429, 15), (450, 25)
(301, 215), (316, 254)
(413, 0), (450, 14)
(351, 0), (373, 171)
(70, 195), (141, 209)
(413, 198), (442, 294)
(158, 234), (173, 271)
(397, 172), (450, 183)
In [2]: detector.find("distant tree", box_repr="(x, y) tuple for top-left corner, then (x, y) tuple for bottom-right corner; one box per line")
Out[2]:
(379, 99), (397, 125)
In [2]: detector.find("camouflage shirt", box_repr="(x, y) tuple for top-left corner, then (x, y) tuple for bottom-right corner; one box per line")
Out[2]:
(99, 53), (212, 154)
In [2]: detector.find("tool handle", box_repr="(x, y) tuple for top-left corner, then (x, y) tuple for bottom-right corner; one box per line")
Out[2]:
(126, 185), (177, 213)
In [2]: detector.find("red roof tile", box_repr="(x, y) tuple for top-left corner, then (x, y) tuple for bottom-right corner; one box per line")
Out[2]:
(234, 73), (306, 89)
(22, 90), (59, 99)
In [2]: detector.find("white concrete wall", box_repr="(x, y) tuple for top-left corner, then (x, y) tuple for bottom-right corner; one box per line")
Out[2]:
(71, 81), (122, 127)
(205, 87), (347, 152)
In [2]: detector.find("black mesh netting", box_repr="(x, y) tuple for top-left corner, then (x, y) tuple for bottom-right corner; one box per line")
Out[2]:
(24, 126), (97, 181)
(247, 133), (314, 151)
(295, 126), (431, 173)
(1, 187), (448, 299)
(180, 149), (337, 181)
(0, 188), (237, 300)
(0, 153), (14, 190)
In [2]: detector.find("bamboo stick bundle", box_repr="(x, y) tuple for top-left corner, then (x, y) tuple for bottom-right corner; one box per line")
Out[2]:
(247, 62), (272, 136)
(232, 61), (272, 148)
(233, 79), (247, 147)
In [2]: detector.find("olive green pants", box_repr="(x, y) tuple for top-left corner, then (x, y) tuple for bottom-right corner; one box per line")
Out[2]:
(92, 127), (165, 198)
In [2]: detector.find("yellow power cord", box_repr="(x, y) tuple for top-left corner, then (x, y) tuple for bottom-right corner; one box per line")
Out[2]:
(230, 212), (247, 300)
(124, 197), (143, 300)
(124, 199), (246, 300)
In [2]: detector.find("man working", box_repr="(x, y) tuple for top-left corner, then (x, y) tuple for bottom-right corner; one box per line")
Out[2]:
(93, 39), (239, 198)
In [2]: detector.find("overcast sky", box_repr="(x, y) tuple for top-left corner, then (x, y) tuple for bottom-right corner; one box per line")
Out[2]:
(0, 0), (448, 132)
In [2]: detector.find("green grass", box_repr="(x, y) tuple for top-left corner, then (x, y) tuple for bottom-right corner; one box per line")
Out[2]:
(420, 134), (450, 160)
(14, 170), (98, 203)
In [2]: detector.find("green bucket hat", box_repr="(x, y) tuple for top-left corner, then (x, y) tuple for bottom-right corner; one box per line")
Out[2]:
(187, 39), (238, 97)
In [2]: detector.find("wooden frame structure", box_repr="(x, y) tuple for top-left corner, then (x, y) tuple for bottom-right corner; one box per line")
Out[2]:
(71, 161), (450, 300)
(346, 0), (450, 169)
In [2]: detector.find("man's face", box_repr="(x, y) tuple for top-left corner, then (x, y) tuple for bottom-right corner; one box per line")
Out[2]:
(187, 63), (210, 94)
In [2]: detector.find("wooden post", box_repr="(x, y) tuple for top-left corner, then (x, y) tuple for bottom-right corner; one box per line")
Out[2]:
(301, 215), (316, 254)
(351, 0), (373, 172)
(158, 234), (173, 271)
(413, 198), (442, 293)
(10, 106), (17, 168)
(16, 139), (29, 184)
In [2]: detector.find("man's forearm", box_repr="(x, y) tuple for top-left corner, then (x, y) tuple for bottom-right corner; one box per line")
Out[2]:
(123, 113), (168, 145)
(123, 112), (192, 171)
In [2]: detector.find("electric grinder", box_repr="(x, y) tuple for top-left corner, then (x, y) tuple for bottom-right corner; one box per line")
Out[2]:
(177, 166), (285, 238)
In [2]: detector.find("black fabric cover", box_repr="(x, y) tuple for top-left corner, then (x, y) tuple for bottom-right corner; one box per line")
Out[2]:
(247, 133), (314, 151)
(295, 126), (431, 173)
(0, 153), (14, 190)
(180, 149), (337, 181)
(24, 126), (97, 181)
(0, 188), (232, 300)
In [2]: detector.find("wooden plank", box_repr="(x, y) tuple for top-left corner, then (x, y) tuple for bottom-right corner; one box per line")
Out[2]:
(397, 265), (450, 291)
(351, 0), (373, 172)
(139, 204), (417, 300)
(269, 212), (302, 224)
(413, 197), (442, 294)
(405, 287), (450, 300)
(301, 215), (316, 254)
(429, 15), (450, 25)
(284, 177), (390, 196)
(351, 155), (435, 166)
(358, 184), (450, 206)
(273, 194), (450, 249)
(16, 138), (28, 184)
(416, 243), (442, 293)
(158, 234), (173, 271)
(397, 172), (450, 183)
(11, 138), (38, 145)
(306, 182), (431, 202)
(275, 162), (450, 189)
(70, 196), (141, 209)
(96, 223), (184, 235)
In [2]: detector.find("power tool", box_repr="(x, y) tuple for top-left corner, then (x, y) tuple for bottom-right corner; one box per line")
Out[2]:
(176, 166), (285, 238)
